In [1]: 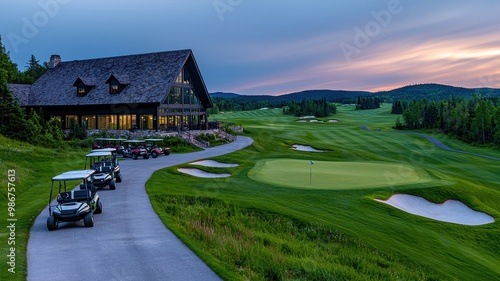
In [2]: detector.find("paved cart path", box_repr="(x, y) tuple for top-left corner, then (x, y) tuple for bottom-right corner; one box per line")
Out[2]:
(28, 136), (253, 281)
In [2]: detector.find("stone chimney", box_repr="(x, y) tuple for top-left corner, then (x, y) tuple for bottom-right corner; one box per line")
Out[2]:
(49, 55), (61, 68)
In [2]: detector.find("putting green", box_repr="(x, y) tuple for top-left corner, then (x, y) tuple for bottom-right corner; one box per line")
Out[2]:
(249, 159), (428, 190)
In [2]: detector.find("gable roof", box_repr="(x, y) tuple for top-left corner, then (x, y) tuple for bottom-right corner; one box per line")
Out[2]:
(25, 49), (212, 107)
(8, 84), (31, 106)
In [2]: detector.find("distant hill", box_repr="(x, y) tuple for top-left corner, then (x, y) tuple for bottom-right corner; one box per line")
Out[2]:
(210, 83), (500, 103)
(210, 89), (371, 103)
(210, 92), (241, 99)
(278, 89), (371, 102)
(374, 83), (500, 101)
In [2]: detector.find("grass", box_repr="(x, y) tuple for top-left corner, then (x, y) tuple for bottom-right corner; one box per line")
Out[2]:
(249, 159), (427, 190)
(0, 136), (88, 280)
(147, 104), (500, 280)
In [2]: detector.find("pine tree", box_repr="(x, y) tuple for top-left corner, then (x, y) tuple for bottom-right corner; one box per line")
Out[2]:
(0, 36), (30, 139)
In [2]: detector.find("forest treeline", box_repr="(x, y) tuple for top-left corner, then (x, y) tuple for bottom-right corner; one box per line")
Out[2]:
(393, 96), (500, 145)
(0, 36), (67, 147)
(356, 96), (381, 110)
(283, 98), (337, 117)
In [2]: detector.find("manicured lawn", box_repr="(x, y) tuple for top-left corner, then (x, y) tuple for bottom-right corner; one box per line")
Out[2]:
(249, 159), (427, 190)
(147, 104), (500, 280)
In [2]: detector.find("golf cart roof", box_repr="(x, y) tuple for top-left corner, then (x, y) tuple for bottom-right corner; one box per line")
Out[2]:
(86, 151), (113, 157)
(91, 148), (117, 153)
(52, 170), (95, 181)
(123, 140), (143, 143)
(144, 139), (163, 142)
(95, 138), (126, 141)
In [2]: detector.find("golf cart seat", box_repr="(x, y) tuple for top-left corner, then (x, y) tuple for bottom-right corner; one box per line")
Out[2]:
(56, 190), (91, 203)
(57, 192), (72, 203)
(71, 190), (92, 202)
(79, 183), (96, 192)
(100, 162), (113, 173)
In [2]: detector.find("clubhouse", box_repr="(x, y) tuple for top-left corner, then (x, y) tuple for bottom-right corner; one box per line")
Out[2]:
(10, 50), (213, 131)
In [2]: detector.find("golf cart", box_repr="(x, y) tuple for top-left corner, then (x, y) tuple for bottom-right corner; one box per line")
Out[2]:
(90, 147), (122, 182)
(144, 138), (170, 158)
(47, 170), (102, 231)
(122, 140), (150, 160)
(93, 137), (126, 150)
(85, 150), (119, 189)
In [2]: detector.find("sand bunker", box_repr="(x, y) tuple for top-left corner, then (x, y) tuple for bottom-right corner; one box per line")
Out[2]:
(310, 119), (322, 123)
(178, 168), (231, 178)
(328, 119), (339, 123)
(292, 145), (324, 152)
(300, 116), (316, 119)
(190, 160), (239, 168)
(376, 194), (494, 226)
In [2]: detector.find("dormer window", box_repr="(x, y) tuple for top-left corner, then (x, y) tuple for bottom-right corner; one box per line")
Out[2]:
(73, 77), (95, 97)
(110, 84), (119, 94)
(106, 74), (129, 94)
(77, 87), (86, 96)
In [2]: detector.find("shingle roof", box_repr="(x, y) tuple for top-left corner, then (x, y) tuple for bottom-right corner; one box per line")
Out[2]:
(24, 49), (211, 107)
(8, 84), (31, 106)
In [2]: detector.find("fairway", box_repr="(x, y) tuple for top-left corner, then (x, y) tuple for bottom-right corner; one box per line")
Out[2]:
(249, 158), (427, 190)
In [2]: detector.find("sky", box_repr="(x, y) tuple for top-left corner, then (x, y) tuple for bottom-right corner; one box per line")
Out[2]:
(1, 0), (500, 96)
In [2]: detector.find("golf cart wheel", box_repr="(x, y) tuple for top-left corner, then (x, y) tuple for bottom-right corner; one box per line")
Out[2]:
(95, 200), (102, 214)
(47, 216), (58, 231)
(152, 152), (158, 158)
(132, 154), (138, 160)
(144, 154), (150, 159)
(116, 173), (122, 183)
(84, 213), (94, 227)
(109, 179), (116, 190)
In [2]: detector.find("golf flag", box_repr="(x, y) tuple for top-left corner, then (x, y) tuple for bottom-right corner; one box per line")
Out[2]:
(310, 160), (314, 165)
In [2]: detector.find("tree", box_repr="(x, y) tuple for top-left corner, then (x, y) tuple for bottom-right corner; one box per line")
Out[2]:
(0, 36), (31, 139)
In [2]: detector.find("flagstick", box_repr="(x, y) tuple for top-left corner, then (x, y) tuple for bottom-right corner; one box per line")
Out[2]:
(310, 166), (312, 184)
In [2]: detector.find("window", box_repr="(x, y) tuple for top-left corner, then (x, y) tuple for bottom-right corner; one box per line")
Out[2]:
(110, 84), (119, 94)
(98, 115), (117, 130)
(65, 115), (78, 129)
(168, 87), (182, 104)
(77, 87), (86, 96)
(175, 71), (182, 83)
(82, 115), (96, 129)
(183, 88), (191, 104)
(192, 90), (199, 104)
(183, 69), (191, 84)
(140, 115), (153, 129)
(118, 115), (136, 130)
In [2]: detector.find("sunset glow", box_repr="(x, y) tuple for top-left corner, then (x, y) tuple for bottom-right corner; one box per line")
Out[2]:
(1, 1), (499, 95)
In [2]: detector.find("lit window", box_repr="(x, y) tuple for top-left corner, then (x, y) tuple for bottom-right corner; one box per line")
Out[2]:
(175, 72), (182, 83)
(77, 87), (86, 96)
(110, 85), (119, 94)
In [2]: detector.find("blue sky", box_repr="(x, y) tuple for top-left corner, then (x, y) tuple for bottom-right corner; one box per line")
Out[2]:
(1, 0), (500, 95)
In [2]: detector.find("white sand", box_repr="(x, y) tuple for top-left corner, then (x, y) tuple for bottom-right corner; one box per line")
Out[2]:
(328, 119), (339, 123)
(376, 194), (494, 226)
(310, 119), (321, 123)
(300, 116), (316, 119)
(178, 168), (231, 178)
(190, 160), (239, 168)
(260, 107), (269, 110)
(291, 144), (324, 152)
